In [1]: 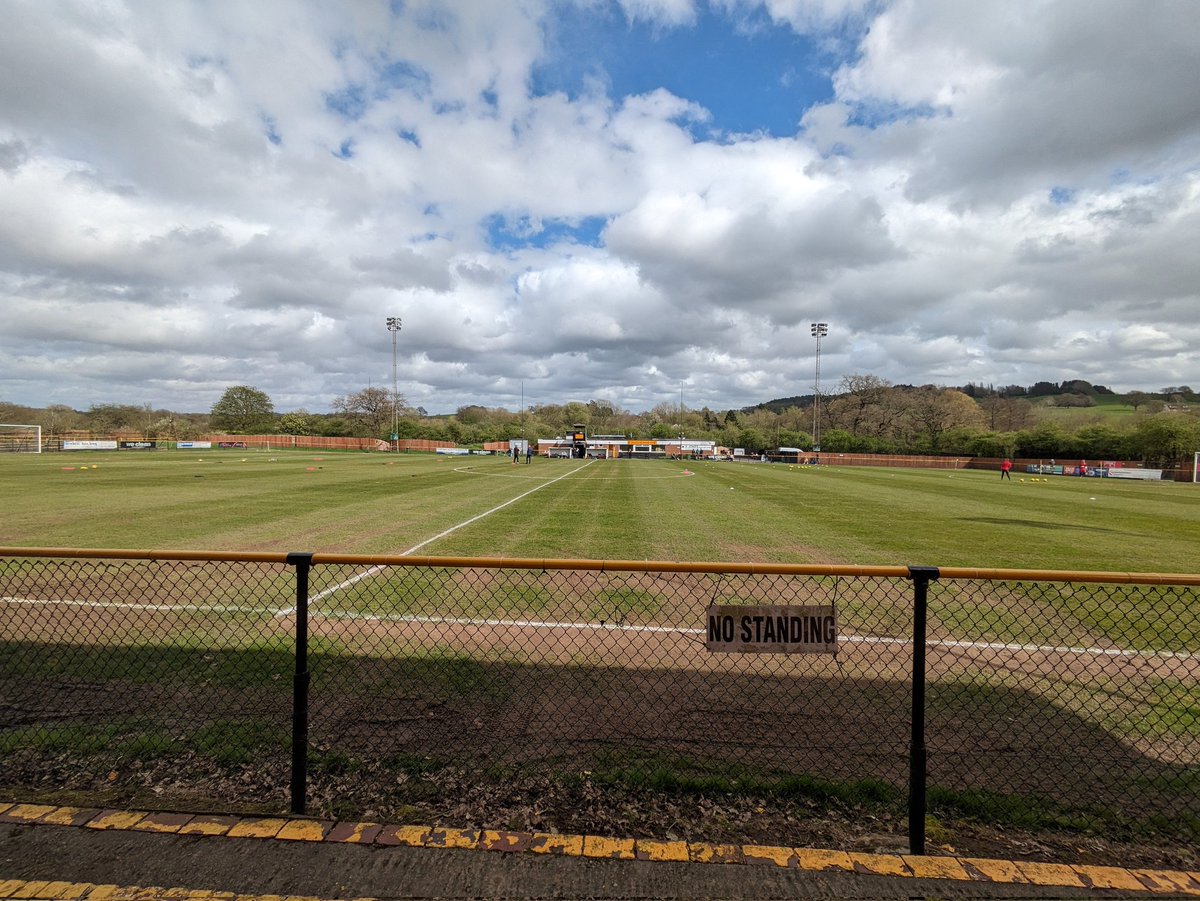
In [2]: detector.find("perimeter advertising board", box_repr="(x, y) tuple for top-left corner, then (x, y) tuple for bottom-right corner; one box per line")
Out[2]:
(1108, 468), (1163, 480)
(119, 440), (157, 450)
(63, 440), (118, 450)
(706, 605), (838, 654)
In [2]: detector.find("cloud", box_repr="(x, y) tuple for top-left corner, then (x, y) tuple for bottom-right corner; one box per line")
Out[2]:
(617, 0), (699, 27)
(803, 0), (1200, 205)
(1, 0), (1198, 415)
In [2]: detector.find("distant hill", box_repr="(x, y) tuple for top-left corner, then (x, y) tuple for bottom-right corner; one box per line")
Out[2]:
(744, 380), (1195, 415)
(740, 394), (812, 415)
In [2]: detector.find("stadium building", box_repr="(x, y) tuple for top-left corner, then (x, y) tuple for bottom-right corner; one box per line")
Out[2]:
(537, 431), (721, 460)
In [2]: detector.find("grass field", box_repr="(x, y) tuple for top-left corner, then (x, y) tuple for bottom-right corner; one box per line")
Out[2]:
(3, 449), (1199, 856)
(2, 449), (1198, 571)
(1032, 393), (1142, 422)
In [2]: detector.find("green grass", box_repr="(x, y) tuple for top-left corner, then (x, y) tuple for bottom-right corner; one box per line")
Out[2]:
(586, 747), (1200, 843)
(0, 718), (288, 767)
(0, 638), (292, 685)
(3, 450), (1198, 572)
(1033, 394), (1142, 422)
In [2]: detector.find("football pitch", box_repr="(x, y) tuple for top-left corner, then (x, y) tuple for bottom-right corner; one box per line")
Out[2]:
(2, 449), (1199, 572)
(3, 449), (1199, 850)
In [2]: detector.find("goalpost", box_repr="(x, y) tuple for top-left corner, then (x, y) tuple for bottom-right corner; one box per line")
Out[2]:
(0, 424), (42, 453)
(1194, 451), (1199, 484)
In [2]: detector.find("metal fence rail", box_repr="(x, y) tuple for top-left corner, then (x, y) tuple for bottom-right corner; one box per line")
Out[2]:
(1, 548), (1197, 854)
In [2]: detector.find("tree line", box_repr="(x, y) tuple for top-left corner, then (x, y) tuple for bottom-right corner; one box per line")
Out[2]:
(3, 378), (1197, 468)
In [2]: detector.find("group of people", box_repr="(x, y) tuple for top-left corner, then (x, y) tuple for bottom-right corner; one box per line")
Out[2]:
(1000, 458), (1089, 480)
(512, 445), (533, 464)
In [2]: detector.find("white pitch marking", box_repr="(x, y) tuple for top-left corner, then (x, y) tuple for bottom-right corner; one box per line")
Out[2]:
(298, 608), (1199, 661)
(2, 592), (1192, 661)
(286, 459), (595, 613)
(0, 596), (270, 614)
(837, 634), (1197, 661)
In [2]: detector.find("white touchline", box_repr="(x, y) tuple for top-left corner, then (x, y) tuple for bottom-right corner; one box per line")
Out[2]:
(286, 459), (595, 613)
(2, 590), (1192, 660)
(289, 610), (1199, 661)
(0, 596), (270, 614)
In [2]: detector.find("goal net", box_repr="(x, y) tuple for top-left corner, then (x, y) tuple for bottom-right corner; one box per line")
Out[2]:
(0, 424), (42, 453)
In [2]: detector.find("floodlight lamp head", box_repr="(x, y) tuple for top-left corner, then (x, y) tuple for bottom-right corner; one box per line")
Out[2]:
(386, 317), (402, 331)
(810, 322), (828, 337)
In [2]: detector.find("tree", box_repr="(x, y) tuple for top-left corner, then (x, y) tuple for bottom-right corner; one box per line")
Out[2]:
(586, 399), (618, 432)
(210, 386), (275, 434)
(1074, 424), (1128, 459)
(1128, 415), (1200, 467)
(777, 428), (812, 449)
(980, 396), (1034, 431)
(967, 432), (1017, 458)
(831, 374), (892, 436)
(316, 416), (352, 437)
(41, 404), (81, 435)
(1126, 391), (1151, 412)
(736, 428), (769, 452)
(333, 387), (404, 438)
(455, 405), (489, 425)
(1052, 392), (1095, 408)
(1015, 421), (1075, 458)
(279, 409), (318, 435)
(86, 403), (142, 433)
(562, 401), (590, 427)
(902, 388), (985, 452)
(820, 428), (860, 452)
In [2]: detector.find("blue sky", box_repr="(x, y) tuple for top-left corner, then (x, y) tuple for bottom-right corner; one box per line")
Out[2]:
(1, 0), (1198, 415)
(534, 3), (839, 139)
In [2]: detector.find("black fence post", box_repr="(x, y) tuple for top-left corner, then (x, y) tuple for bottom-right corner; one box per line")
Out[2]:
(287, 552), (314, 816)
(907, 565), (939, 856)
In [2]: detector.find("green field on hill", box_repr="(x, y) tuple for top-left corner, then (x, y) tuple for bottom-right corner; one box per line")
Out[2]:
(2, 449), (1198, 572)
(1032, 394), (1140, 422)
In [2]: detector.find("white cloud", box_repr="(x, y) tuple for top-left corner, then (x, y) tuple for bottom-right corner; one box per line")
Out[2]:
(617, 0), (698, 27)
(804, 0), (1200, 204)
(1, 0), (1198, 415)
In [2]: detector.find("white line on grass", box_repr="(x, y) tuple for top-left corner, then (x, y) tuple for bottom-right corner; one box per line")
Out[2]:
(278, 608), (1199, 661)
(287, 459), (594, 614)
(2, 591), (1192, 660)
(0, 596), (270, 615)
(840, 634), (1198, 661)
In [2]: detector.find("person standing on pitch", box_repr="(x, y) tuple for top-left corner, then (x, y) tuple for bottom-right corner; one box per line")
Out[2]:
(1000, 458), (1012, 480)
(526, 445), (532, 464)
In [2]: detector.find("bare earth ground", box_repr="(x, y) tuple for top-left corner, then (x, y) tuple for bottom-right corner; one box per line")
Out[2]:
(3, 650), (1197, 871)
(2, 737), (1197, 872)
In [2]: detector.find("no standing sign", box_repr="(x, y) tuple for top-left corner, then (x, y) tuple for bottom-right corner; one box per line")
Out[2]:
(705, 605), (838, 654)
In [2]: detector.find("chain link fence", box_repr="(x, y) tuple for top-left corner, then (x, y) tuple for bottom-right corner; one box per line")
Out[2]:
(1, 550), (1197, 853)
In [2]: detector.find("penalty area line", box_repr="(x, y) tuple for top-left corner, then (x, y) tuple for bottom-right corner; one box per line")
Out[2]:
(277, 459), (595, 615)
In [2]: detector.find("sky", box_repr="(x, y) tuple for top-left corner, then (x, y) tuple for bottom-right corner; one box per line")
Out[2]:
(1, 0), (1198, 416)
